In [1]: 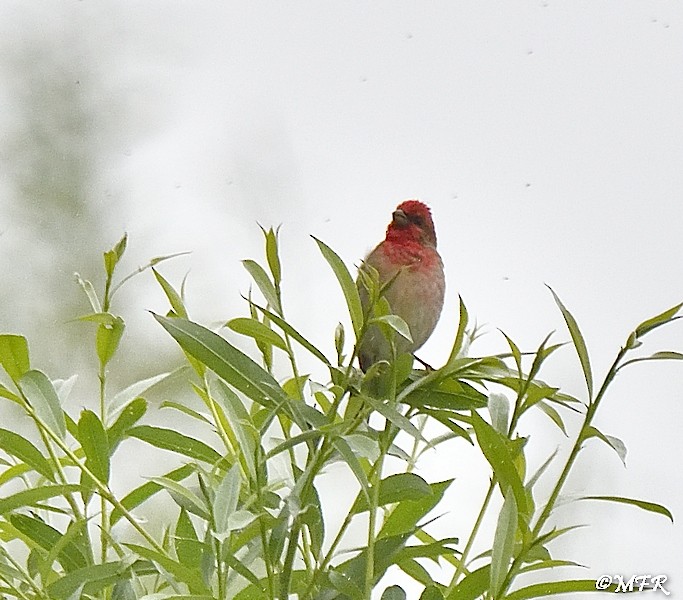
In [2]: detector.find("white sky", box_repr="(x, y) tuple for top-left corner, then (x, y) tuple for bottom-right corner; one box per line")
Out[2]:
(2, 1), (683, 597)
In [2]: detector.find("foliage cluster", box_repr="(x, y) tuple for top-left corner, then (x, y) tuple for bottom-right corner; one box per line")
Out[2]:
(0, 231), (679, 599)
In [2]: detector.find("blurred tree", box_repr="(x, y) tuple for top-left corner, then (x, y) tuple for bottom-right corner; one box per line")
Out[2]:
(0, 12), (122, 378)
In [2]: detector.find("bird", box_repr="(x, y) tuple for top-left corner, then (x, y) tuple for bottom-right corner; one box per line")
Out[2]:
(357, 200), (445, 372)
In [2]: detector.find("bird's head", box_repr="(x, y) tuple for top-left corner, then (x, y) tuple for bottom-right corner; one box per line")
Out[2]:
(385, 200), (437, 248)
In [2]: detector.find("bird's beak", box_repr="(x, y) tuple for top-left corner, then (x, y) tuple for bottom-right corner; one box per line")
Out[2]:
(392, 209), (408, 226)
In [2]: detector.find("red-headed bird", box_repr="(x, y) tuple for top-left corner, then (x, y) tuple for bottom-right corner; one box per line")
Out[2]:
(357, 200), (445, 371)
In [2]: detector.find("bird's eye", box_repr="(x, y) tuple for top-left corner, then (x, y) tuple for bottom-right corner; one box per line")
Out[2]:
(409, 214), (425, 227)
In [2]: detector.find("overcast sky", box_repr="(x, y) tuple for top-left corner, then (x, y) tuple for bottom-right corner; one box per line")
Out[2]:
(2, 2), (682, 596)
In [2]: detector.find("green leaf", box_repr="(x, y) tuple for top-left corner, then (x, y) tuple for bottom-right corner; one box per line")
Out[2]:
(580, 495), (673, 523)
(420, 586), (445, 600)
(490, 489), (517, 596)
(526, 448), (559, 491)
(153, 267), (188, 319)
(19, 370), (66, 439)
(211, 379), (257, 479)
(369, 315), (412, 343)
(242, 259), (280, 312)
(0, 484), (82, 514)
(128, 425), (221, 464)
(504, 579), (618, 599)
(446, 564), (489, 600)
(0, 427), (54, 481)
(547, 286), (593, 400)
(313, 237), (363, 339)
(620, 350), (683, 369)
(78, 410), (110, 484)
(251, 302), (331, 366)
(107, 397), (148, 450)
(264, 226), (282, 286)
(10, 513), (89, 572)
(96, 316), (125, 368)
(110, 464), (194, 526)
(104, 233), (128, 279)
(154, 315), (307, 429)
(634, 301), (683, 339)
(404, 377), (488, 411)
(332, 436), (370, 506)
(352, 473), (433, 514)
(74, 273), (102, 313)
(471, 411), (528, 516)
(214, 464), (241, 535)
(125, 543), (209, 595)
(156, 316), (274, 407)
(582, 426), (627, 466)
(329, 569), (365, 600)
(161, 400), (210, 423)
(537, 401), (568, 436)
(146, 476), (209, 520)
(228, 317), (288, 351)
(174, 508), (204, 569)
(266, 430), (324, 460)
(46, 561), (131, 600)
(336, 533), (411, 592)
(381, 585), (407, 600)
(362, 395), (424, 441)
(445, 296), (469, 367)
(108, 370), (174, 419)
(0, 334), (30, 383)
(380, 480), (453, 538)
(488, 393), (509, 434)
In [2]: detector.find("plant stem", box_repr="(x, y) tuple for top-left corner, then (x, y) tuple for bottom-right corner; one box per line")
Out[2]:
(446, 479), (496, 594)
(530, 346), (626, 539)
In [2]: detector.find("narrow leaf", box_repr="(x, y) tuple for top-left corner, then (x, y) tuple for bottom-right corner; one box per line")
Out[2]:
(110, 464), (195, 526)
(228, 317), (288, 351)
(352, 473), (432, 514)
(332, 436), (370, 505)
(242, 259), (280, 312)
(0, 334), (30, 383)
(264, 227), (282, 285)
(78, 410), (110, 484)
(0, 427), (54, 481)
(488, 393), (510, 434)
(19, 370), (66, 439)
(251, 302), (331, 365)
(214, 464), (241, 535)
(381, 480), (453, 538)
(363, 395), (424, 440)
(445, 296), (469, 367)
(153, 268), (188, 318)
(547, 286), (593, 400)
(46, 561), (129, 600)
(108, 370), (174, 419)
(156, 316), (286, 410)
(580, 495), (673, 522)
(582, 426), (627, 466)
(313, 237), (363, 338)
(10, 513), (88, 572)
(0, 485), (82, 514)
(107, 397), (148, 450)
(96, 316), (125, 368)
(125, 543), (209, 594)
(490, 489), (517, 595)
(471, 411), (528, 516)
(128, 425), (221, 464)
(634, 301), (683, 338)
(369, 315), (412, 343)
(74, 273), (102, 313)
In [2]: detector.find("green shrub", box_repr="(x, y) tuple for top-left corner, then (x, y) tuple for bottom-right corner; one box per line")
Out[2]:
(0, 231), (678, 599)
